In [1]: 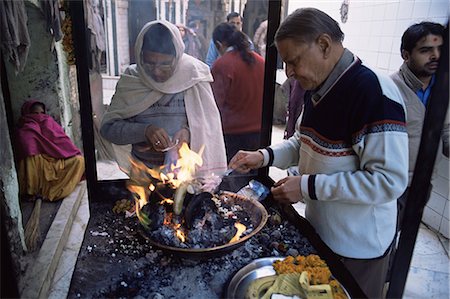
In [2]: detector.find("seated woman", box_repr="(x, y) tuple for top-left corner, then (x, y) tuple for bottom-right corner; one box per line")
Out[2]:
(16, 99), (85, 201)
(100, 20), (226, 176)
(210, 23), (265, 163)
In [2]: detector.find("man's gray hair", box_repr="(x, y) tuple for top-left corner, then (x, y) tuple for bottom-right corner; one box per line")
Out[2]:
(275, 8), (344, 44)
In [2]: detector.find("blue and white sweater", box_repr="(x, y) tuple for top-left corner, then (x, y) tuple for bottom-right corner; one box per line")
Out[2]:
(262, 54), (408, 259)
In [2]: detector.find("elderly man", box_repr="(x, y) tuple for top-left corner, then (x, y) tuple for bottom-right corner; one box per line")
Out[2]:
(229, 8), (408, 298)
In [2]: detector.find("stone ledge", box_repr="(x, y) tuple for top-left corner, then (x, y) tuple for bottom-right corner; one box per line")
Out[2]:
(20, 181), (86, 299)
(48, 186), (90, 299)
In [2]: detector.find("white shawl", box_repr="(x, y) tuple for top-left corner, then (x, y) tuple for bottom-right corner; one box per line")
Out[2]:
(102, 20), (227, 175)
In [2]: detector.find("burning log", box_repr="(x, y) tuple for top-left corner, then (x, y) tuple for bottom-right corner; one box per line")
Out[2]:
(184, 192), (217, 229)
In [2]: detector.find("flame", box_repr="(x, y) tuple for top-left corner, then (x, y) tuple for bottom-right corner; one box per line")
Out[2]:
(229, 222), (246, 243)
(127, 142), (205, 237)
(162, 216), (169, 226)
(171, 143), (204, 187)
(160, 198), (173, 205)
(128, 184), (151, 229)
(129, 142), (203, 188)
(176, 228), (186, 243)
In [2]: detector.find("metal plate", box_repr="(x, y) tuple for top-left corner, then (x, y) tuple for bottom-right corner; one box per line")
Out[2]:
(227, 257), (351, 299)
(227, 257), (281, 299)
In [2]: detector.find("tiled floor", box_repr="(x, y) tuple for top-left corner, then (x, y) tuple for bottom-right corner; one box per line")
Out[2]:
(402, 225), (450, 299)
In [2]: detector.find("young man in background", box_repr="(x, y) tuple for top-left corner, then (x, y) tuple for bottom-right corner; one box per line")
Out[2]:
(390, 21), (449, 231)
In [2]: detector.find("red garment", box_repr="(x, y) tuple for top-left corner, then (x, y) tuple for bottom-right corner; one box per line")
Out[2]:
(16, 100), (81, 161)
(211, 51), (264, 134)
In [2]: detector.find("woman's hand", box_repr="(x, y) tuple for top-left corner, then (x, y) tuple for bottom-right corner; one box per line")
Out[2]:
(271, 176), (303, 204)
(228, 150), (264, 173)
(173, 127), (190, 149)
(145, 125), (172, 152)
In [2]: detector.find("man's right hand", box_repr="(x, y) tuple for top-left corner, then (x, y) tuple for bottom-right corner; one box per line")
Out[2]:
(228, 150), (264, 173)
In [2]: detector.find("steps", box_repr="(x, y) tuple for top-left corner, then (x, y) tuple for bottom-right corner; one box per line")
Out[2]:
(19, 182), (89, 299)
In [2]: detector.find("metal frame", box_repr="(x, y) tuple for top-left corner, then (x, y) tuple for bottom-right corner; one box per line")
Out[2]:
(257, 0), (282, 179)
(69, 1), (98, 201)
(69, 0), (448, 297)
(68, 0), (286, 201)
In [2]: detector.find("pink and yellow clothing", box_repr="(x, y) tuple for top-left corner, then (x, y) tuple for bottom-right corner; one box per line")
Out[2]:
(16, 100), (85, 201)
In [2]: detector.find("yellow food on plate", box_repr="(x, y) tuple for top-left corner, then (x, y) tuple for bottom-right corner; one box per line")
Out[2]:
(273, 254), (328, 275)
(299, 271), (333, 299)
(246, 255), (348, 299)
(260, 273), (305, 299)
(245, 275), (278, 299)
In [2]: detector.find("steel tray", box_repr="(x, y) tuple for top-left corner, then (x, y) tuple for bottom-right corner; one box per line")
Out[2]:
(227, 257), (351, 299)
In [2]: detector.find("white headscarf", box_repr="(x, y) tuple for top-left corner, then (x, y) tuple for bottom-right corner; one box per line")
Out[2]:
(102, 20), (227, 175)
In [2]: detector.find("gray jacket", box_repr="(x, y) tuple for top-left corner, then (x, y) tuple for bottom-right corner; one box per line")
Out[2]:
(391, 63), (449, 184)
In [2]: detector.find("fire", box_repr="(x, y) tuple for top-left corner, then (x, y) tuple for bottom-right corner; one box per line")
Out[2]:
(128, 184), (151, 229)
(160, 214), (186, 243)
(128, 142), (205, 230)
(170, 143), (204, 187)
(229, 222), (247, 243)
(176, 229), (186, 243)
(127, 142), (204, 189)
(144, 142), (204, 188)
(163, 212), (172, 226)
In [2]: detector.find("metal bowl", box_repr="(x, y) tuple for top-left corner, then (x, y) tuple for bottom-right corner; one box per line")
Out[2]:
(140, 193), (269, 259)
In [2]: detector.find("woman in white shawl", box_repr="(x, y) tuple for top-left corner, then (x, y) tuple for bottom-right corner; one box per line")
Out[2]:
(100, 20), (227, 176)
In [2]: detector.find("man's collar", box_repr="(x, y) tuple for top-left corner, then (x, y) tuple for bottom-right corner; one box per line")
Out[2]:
(311, 48), (356, 104)
(399, 63), (425, 92)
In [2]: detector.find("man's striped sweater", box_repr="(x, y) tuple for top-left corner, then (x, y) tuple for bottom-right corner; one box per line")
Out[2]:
(262, 55), (408, 259)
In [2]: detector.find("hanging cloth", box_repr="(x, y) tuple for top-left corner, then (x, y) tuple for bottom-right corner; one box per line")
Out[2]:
(40, 0), (63, 42)
(0, 0), (31, 73)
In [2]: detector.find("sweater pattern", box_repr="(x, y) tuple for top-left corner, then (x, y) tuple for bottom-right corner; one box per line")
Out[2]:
(297, 60), (408, 258)
(300, 61), (406, 162)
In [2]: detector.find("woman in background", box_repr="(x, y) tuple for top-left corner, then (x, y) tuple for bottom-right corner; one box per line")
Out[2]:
(211, 22), (265, 163)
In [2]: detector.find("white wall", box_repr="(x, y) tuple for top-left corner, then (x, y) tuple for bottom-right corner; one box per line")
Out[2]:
(286, 0), (450, 238)
(116, 0), (130, 73)
(287, 1), (448, 73)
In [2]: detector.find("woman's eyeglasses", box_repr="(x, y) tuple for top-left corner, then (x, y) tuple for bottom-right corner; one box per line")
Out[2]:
(143, 61), (174, 72)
